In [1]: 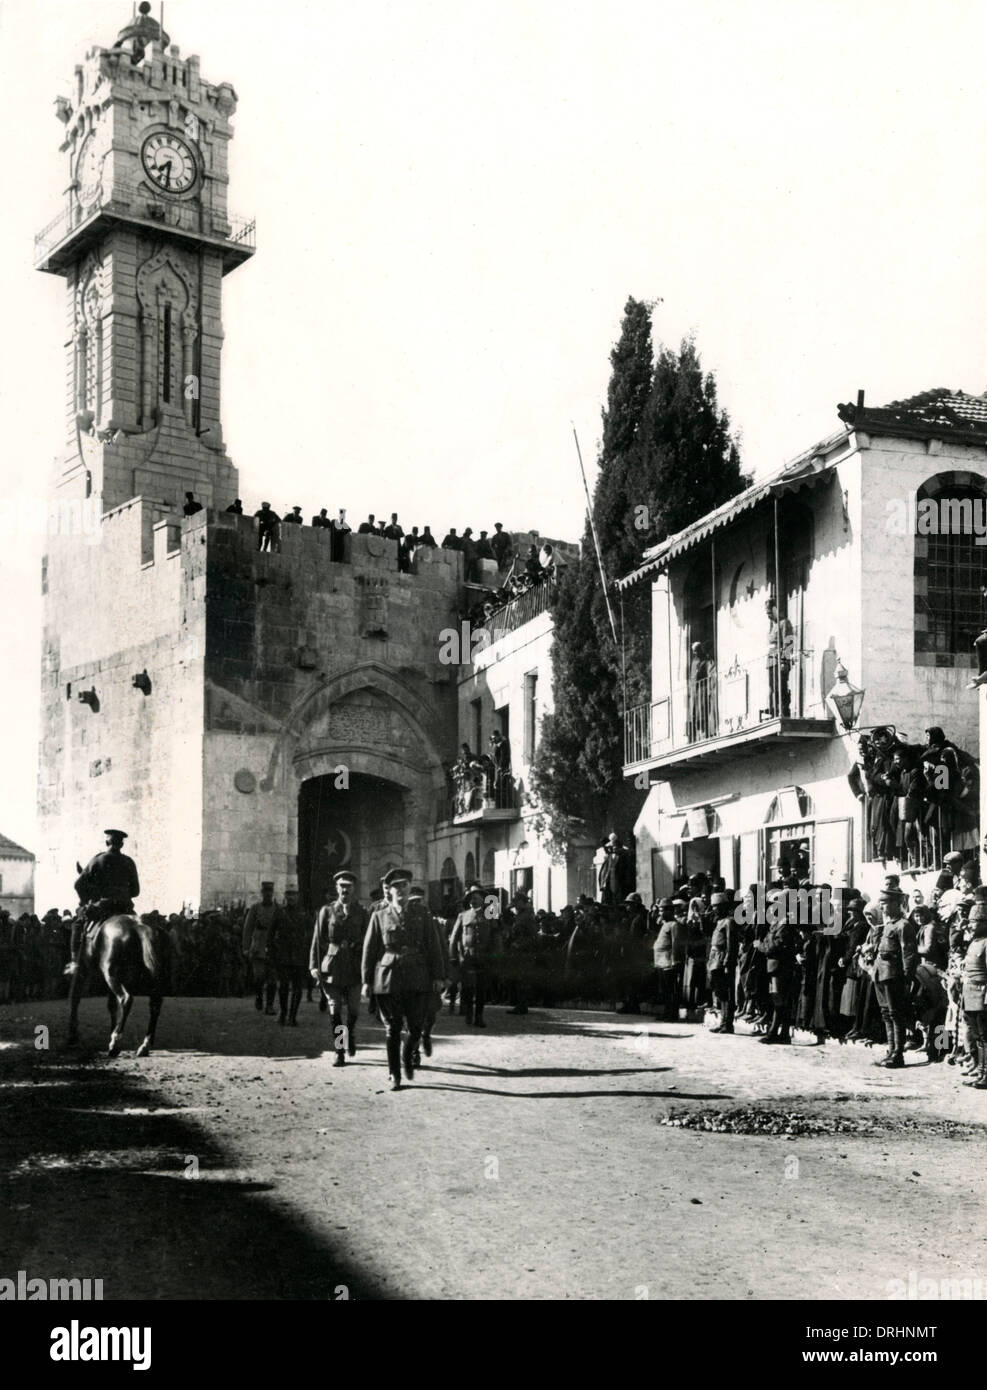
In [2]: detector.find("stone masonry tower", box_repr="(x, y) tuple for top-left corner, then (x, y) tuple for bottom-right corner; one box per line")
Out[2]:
(37, 7), (464, 914)
(36, 5), (255, 908)
(37, 2), (252, 526)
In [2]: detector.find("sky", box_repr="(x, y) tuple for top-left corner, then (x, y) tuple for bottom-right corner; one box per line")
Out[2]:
(2, 0), (987, 852)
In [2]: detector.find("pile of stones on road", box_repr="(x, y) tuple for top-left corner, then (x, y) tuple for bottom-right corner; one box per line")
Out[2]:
(659, 1105), (981, 1139)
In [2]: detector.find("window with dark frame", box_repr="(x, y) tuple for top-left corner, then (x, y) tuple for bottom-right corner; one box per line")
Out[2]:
(915, 478), (987, 664)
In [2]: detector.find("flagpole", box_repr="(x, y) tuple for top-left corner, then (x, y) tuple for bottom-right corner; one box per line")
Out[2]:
(572, 425), (618, 644)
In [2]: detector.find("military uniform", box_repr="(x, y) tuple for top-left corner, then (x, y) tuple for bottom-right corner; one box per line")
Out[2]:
(706, 895), (738, 1032)
(311, 888), (368, 1065)
(362, 876), (444, 1089)
(872, 899), (917, 1067)
(756, 911), (798, 1043)
(449, 899), (495, 1025)
(69, 830), (140, 966)
(415, 893), (446, 1063)
(242, 889), (287, 1013)
(269, 893), (310, 1026)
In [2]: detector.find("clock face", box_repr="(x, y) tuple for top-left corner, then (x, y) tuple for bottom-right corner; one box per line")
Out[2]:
(141, 132), (198, 194)
(77, 135), (104, 203)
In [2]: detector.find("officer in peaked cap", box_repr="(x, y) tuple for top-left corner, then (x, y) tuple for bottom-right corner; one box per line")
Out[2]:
(449, 883), (495, 1027)
(362, 868), (445, 1090)
(67, 828), (141, 975)
(242, 880), (287, 1013)
(871, 879), (916, 1069)
(707, 892), (739, 1033)
(310, 871), (368, 1066)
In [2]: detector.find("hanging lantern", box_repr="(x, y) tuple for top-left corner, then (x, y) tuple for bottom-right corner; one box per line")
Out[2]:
(826, 661), (865, 730)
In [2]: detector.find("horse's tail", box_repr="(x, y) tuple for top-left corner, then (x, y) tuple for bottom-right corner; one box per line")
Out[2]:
(138, 922), (173, 993)
(138, 923), (160, 977)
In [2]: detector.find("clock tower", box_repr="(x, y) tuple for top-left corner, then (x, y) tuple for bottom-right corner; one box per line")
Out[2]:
(38, 1), (254, 524)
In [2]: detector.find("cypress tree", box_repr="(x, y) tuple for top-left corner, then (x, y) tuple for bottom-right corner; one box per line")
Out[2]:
(531, 302), (750, 852)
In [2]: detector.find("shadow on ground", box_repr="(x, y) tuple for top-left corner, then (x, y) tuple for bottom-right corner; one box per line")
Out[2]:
(0, 1040), (386, 1300)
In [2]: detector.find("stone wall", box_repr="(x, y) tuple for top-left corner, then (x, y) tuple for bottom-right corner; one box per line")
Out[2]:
(37, 497), (206, 909)
(198, 516), (464, 905)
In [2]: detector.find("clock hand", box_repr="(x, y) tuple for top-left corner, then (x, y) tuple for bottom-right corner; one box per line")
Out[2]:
(160, 159), (173, 188)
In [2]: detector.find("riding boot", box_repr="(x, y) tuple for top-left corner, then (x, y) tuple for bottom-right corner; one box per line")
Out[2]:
(333, 1046), (346, 1067)
(330, 1012), (344, 1057)
(402, 1036), (416, 1081)
(347, 1021), (357, 1057)
(421, 1028), (432, 1058)
(776, 1007), (792, 1044)
(885, 1019), (906, 1068)
(386, 1036), (402, 1090)
(872, 1016), (895, 1066)
(759, 1009), (780, 1043)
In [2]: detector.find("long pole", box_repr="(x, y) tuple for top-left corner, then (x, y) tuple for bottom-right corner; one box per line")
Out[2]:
(572, 425), (618, 644)
(773, 496), (781, 718)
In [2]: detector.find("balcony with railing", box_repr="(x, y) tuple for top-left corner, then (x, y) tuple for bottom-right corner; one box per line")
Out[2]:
(35, 182), (256, 275)
(624, 649), (834, 773)
(447, 773), (521, 825)
(476, 575), (555, 646)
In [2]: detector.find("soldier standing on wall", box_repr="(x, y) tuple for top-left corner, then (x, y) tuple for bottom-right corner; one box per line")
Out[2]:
(361, 868), (444, 1091)
(310, 871), (368, 1067)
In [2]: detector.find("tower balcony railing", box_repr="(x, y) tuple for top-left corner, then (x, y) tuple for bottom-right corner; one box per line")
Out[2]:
(35, 182), (256, 272)
(478, 574), (556, 644)
(624, 648), (832, 770)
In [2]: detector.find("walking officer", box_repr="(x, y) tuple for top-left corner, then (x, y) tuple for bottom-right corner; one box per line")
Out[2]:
(310, 871), (368, 1067)
(270, 885), (309, 1027)
(66, 829), (141, 975)
(361, 868), (445, 1091)
(242, 881), (286, 1013)
(449, 883), (495, 1026)
(410, 885), (445, 1066)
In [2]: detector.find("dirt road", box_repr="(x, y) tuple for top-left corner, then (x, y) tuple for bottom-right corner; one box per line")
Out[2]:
(1, 995), (983, 1300)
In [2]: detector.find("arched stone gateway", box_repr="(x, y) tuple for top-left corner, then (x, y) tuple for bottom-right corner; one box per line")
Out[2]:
(285, 664), (448, 910)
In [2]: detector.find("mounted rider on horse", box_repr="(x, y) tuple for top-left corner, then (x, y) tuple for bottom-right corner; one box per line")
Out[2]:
(66, 828), (141, 975)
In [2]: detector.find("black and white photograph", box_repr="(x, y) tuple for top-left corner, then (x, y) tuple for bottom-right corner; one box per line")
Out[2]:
(2, 0), (986, 1347)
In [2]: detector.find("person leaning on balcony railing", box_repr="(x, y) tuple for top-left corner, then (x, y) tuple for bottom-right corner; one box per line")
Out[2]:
(489, 730), (512, 800)
(688, 642), (714, 740)
(765, 599), (795, 717)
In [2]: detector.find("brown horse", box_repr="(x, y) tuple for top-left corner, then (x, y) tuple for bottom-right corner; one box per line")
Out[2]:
(67, 914), (171, 1057)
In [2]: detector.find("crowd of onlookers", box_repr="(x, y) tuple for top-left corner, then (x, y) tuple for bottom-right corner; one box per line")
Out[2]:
(7, 850), (986, 1090)
(194, 494), (524, 581)
(181, 492), (565, 624)
(853, 724), (979, 870)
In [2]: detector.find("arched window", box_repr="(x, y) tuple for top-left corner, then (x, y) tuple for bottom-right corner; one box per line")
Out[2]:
(464, 851), (476, 887)
(915, 471), (987, 665)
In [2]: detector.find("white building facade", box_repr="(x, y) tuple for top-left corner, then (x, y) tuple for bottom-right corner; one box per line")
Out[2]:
(621, 389), (985, 901)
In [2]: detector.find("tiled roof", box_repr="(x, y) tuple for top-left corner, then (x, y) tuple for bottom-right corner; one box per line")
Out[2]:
(837, 388), (987, 439)
(0, 833), (34, 860)
(619, 387), (987, 589)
